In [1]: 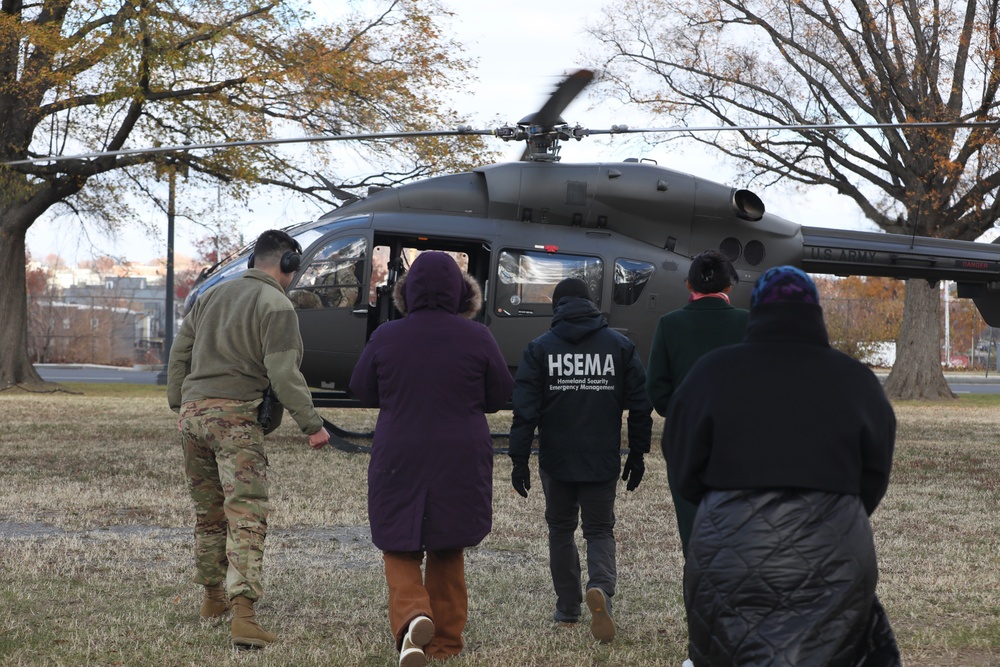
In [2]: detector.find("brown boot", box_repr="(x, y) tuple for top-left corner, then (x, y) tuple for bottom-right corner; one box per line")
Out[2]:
(200, 583), (231, 620)
(231, 596), (277, 648)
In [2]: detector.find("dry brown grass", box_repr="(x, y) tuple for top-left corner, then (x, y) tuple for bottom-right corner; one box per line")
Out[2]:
(0, 385), (997, 665)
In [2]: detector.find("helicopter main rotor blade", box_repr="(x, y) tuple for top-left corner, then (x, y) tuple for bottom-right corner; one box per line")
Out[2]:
(9, 113), (1000, 167)
(531, 69), (594, 129)
(587, 119), (1000, 136)
(2, 127), (495, 166)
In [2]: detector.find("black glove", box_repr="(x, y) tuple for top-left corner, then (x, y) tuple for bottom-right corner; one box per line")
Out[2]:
(511, 459), (531, 498)
(621, 451), (645, 491)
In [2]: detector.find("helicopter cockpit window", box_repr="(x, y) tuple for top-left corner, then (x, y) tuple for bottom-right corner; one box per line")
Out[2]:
(289, 220), (348, 253)
(495, 249), (603, 316)
(613, 259), (655, 306)
(290, 236), (368, 309)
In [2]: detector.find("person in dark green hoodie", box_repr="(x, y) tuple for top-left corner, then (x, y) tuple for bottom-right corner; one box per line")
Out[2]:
(509, 277), (652, 644)
(645, 250), (749, 556)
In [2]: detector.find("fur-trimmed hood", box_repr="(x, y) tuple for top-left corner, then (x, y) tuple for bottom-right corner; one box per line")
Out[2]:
(392, 252), (483, 319)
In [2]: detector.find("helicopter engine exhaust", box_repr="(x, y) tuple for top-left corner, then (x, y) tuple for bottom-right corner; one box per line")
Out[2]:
(732, 189), (765, 221)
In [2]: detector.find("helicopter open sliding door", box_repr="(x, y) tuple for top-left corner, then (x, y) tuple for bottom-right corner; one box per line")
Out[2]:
(289, 233), (372, 391)
(369, 232), (492, 336)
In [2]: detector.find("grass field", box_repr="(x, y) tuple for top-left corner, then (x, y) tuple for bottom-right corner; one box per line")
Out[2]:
(0, 384), (998, 666)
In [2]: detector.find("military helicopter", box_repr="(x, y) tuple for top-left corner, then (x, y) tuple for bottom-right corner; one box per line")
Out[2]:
(16, 68), (1000, 433)
(180, 68), (1000, 423)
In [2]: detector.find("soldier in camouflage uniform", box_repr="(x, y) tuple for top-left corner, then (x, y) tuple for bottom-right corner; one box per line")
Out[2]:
(180, 400), (270, 600)
(168, 229), (330, 649)
(317, 263), (360, 308)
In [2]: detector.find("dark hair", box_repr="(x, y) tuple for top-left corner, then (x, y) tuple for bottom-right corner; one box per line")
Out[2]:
(687, 250), (738, 294)
(249, 230), (302, 272)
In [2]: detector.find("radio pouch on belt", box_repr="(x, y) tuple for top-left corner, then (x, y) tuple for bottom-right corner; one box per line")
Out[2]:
(257, 384), (283, 435)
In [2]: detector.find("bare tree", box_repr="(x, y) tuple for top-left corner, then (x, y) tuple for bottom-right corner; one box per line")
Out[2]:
(588, 0), (1000, 399)
(1, 0), (496, 390)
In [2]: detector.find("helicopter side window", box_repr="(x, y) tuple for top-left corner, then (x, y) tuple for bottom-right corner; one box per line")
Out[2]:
(290, 236), (368, 309)
(613, 258), (655, 306)
(495, 249), (603, 316)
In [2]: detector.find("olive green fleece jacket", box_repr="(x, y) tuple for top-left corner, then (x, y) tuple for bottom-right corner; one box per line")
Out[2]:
(167, 269), (323, 435)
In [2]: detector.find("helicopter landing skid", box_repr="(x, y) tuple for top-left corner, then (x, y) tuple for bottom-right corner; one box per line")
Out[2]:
(307, 390), (374, 452)
(311, 391), (534, 454)
(311, 390), (363, 409)
(318, 416), (527, 454)
(321, 417), (373, 453)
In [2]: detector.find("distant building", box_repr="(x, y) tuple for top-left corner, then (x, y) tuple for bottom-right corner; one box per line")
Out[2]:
(64, 274), (184, 360)
(28, 300), (141, 365)
(28, 258), (196, 366)
(49, 266), (104, 290)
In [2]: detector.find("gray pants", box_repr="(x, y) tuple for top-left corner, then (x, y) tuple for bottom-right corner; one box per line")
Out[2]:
(540, 469), (617, 620)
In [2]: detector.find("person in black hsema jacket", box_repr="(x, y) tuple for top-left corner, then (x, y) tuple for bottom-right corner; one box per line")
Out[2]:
(509, 277), (653, 644)
(665, 265), (900, 667)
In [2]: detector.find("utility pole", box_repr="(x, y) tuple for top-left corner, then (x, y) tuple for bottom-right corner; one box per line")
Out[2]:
(943, 280), (950, 367)
(156, 156), (185, 384)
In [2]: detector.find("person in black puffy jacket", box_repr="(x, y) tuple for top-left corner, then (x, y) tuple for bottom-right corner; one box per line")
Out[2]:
(509, 277), (653, 644)
(664, 266), (900, 667)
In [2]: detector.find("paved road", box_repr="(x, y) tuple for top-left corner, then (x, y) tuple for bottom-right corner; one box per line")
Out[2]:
(35, 364), (165, 385)
(871, 372), (1000, 395)
(943, 381), (1000, 394)
(35, 364), (1000, 394)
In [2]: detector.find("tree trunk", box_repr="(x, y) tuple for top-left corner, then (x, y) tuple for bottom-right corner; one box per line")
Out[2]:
(0, 217), (45, 390)
(883, 279), (955, 400)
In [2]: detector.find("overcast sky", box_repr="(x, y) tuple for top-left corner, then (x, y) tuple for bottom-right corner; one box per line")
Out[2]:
(26, 0), (873, 266)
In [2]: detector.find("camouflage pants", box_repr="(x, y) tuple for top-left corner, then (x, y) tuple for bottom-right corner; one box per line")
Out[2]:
(180, 398), (269, 602)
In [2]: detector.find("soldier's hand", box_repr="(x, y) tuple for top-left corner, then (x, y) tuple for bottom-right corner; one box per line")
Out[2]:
(511, 459), (531, 498)
(621, 450), (645, 491)
(309, 427), (330, 450)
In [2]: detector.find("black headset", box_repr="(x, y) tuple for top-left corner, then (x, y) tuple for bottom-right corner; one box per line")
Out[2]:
(247, 232), (302, 274)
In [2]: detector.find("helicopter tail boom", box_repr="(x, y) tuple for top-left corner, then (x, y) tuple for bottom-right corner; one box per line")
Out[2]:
(800, 226), (1000, 326)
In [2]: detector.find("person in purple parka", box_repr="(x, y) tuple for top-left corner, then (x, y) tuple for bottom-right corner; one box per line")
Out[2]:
(349, 252), (515, 667)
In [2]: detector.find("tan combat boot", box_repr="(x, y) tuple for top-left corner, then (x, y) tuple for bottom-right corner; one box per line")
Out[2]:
(231, 596), (277, 648)
(200, 582), (231, 620)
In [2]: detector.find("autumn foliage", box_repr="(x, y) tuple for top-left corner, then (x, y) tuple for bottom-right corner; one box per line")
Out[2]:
(815, 276), (905, 364)
(816, 275), (993, 368)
